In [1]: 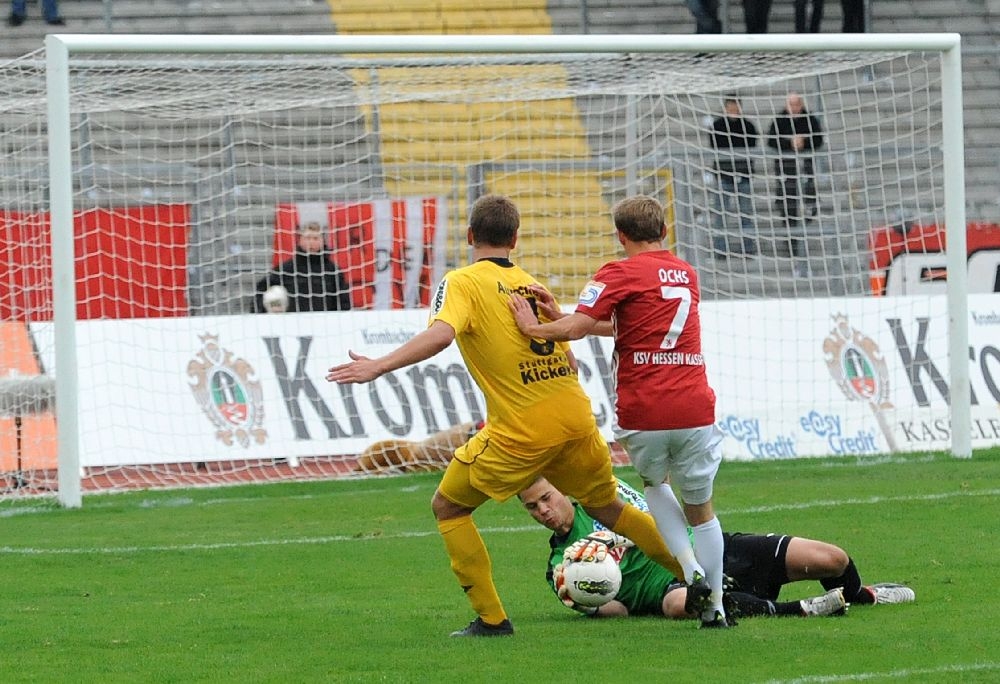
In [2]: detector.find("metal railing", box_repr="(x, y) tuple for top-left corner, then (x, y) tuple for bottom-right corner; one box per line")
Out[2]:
(571, 0), (873, 35)
(93, 0), (876, 36)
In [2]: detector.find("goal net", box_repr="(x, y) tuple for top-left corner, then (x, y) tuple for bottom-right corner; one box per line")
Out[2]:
(0, 34), (982, 507)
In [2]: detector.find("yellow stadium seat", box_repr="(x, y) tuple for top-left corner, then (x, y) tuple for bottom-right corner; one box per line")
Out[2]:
(330, 0), (547, 11)
(381, 137), (591, 164)
(327, 1), (616, 243)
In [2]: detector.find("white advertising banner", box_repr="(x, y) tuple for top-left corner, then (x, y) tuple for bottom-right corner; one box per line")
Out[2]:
(31, 294), (1000, 467)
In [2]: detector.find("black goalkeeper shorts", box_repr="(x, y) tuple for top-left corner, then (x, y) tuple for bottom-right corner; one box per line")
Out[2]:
(722, 532), (793, 601)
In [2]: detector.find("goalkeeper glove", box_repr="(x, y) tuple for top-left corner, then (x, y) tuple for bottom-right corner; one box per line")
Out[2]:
(563, 538), (608, 563)
(553, 563), (599, 616)
(563, 529), (630, 563)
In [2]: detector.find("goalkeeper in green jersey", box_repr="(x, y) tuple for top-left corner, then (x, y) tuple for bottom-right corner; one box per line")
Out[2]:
(519, 477), (915, 619)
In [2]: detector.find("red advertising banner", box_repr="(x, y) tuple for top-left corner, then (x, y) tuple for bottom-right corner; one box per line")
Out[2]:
(868, 221), (1000, 295)
(274, 197), (447, 310)
(0, 205), (190, 320)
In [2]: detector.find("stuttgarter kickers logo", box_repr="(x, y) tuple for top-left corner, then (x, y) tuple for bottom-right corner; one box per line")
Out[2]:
(822, 313), (896, 452)
(187, 333), (267, 447)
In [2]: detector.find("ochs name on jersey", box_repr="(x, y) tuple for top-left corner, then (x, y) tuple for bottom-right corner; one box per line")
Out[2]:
(633, 351), (704, 366)
(660, 268), (691, 284)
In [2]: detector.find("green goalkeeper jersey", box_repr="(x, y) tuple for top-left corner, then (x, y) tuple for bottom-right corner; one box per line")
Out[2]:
(545, 481), (680, 616)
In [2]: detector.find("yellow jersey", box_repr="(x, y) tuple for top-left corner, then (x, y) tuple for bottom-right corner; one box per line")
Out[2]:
(430, 257), (598, 451)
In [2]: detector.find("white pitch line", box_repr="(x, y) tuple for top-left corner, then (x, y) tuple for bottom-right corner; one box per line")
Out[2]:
(0, 484), (428, 518)
(1, 487), (997, 556)
(761, 660), (1000, 683)
(0, 530), (436, 555)
(730, 487), (1000, 515)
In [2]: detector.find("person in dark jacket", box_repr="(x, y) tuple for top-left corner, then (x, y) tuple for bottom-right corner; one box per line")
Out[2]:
(794, 0), (824, 33)
(766, 93), (824, 278)
(686, 0), (722, 34)
(742, 0), (773, 33)
(252, 221), (352, 313)
(709, 95), (759, 258)
(840, 0), (866, 32)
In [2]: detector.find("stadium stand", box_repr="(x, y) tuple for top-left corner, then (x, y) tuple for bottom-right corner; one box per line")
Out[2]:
(0, 1), (333, 55)
(0, 0), (997, 308)
(329, 0), (553, 34)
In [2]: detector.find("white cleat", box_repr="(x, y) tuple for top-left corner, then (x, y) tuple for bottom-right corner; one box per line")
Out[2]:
(867, 583), (916, 605)
(800, 587), (847, 616)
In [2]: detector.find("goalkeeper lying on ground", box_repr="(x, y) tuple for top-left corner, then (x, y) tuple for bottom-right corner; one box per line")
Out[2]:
(518, 477), (915, 619)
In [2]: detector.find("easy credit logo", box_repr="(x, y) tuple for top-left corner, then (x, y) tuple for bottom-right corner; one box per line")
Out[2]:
(799, 410), (880, 455)
(717, 415), (798, 458)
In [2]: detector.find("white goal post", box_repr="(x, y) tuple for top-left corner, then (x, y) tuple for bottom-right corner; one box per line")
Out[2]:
(4, 32), (978, 508)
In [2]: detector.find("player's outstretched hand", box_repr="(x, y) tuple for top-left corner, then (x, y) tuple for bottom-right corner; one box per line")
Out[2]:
(326, 350), (381, 384)
(526, 284), (563, 321)
(507, 293), (538, 335)
(564, 538), (609, 563)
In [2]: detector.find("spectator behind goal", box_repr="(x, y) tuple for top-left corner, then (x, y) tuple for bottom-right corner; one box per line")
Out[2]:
(708, 95), (759, 259)
(252, 222), (352, 313)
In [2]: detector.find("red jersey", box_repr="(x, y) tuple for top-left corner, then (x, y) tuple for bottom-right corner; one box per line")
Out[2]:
(575, 250), (716, 431)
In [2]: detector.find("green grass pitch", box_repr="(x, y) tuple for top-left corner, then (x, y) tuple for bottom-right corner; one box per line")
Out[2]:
(2, 448), (998, 683)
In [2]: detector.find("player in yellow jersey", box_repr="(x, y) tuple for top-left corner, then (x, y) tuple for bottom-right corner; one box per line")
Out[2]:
(327, 194), (682, 637)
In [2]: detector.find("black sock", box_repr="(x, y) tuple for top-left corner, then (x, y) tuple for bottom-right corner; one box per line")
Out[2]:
(821, 558), (872, 604)
(727, 591), (777, 617)
(728, 592), (809, 617)
(772, 600), (807, 616)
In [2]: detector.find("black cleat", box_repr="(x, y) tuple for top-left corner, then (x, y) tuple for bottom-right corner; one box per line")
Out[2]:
(700, 610), (732, 629)
(721, 592), (740, 626)
(8, 13), (26, 26)
(685, 572), (712, 616)
(450, 617), (514, 637)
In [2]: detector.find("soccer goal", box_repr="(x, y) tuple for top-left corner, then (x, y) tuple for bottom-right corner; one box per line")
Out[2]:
(0, 32), (983, 508)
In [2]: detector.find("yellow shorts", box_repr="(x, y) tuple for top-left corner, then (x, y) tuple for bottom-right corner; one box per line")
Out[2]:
(438, 425), (618, 508)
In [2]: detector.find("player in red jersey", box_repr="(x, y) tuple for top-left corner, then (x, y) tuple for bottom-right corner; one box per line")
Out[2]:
(510, 195), (730, 628)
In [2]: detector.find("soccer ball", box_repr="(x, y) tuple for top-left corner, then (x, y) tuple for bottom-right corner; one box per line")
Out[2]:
(262, 284), (289, 313)
(562, 556), (622, 608)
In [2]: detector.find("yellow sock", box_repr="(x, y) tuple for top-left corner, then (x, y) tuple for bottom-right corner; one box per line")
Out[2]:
(612, 504), (684, 579)
(437, 515), (507, 625)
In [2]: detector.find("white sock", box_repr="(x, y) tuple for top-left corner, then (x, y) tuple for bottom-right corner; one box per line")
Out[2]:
(691, 516), (726, 618)
(643, 484), (703, 583)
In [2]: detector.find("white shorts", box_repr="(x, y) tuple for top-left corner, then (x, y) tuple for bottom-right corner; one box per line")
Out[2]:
(615, 424), (724, 505)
